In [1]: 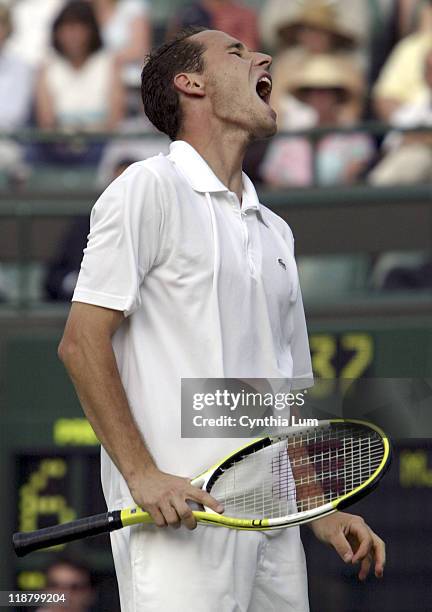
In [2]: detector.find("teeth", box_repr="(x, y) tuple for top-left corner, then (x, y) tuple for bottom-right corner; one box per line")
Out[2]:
(256, 76), (272, 100)
(259, 76), (272, 87)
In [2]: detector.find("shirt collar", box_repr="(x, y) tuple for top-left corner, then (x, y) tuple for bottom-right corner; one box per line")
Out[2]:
(168, 140), (268, 226)
(169, 140), (227, 192)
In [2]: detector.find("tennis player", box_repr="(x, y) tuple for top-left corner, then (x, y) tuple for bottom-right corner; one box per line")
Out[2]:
(59, 27), (385, 611)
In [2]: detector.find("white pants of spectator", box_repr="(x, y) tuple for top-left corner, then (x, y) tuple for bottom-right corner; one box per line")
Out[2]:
(369, 143), (432, 185)
(111, 523), (309, 611)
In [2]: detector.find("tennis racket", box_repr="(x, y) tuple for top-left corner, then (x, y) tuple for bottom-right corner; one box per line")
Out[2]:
(13, 419), (391, 557)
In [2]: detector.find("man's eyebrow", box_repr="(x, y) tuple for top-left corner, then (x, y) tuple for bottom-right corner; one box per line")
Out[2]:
(226, 42), (246, 52)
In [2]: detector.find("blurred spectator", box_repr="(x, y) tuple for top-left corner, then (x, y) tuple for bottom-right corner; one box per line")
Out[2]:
(36, 1), (124, 131)
(44, 214), (90, 301)
(167, 0), (259, 51)
(373, 0), (432, 120)
(370, 48), (432, 184)
(260, 55), (374, 188)
(261, 0), (424, 89)
(5, 0), (66, 67)
(36, 556), (95, 612)
(90, 0), (151, 86)
(44, 156), (140, 300)
(0, 4), (33, 130)
(260, 0), (366, 54)
(34, 1), (124, 164)
(269, 0), (362, 122)
(0, 4), (32, 181)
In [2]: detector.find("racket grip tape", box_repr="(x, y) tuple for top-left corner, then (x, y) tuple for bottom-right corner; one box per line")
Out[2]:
(13, 510), (122, 557)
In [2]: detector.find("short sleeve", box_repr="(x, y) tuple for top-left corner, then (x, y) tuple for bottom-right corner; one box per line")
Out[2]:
(72, 163), (163, 316)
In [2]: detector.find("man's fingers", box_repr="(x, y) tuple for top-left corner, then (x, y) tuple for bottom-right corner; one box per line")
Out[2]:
(159, 502), (181, 529)
(350, 523), (385, 579)
(350, 523), (373, 563)
(358, 555), (372, 581)
(174, 500), (198, 530)
(329, 529), (353, 563)
(371, 533), (386, 578)
(147, 506), (167, 528)
(187, 486), (224, 514)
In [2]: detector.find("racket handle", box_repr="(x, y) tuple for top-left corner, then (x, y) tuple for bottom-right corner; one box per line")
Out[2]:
(13, 511), (122, 557)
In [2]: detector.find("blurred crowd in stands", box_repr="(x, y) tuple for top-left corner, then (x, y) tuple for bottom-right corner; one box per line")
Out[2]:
(3, 0), (432, 183)
(1, 0), (432, 300)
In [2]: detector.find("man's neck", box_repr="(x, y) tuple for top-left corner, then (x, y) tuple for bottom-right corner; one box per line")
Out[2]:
(178, 130), (248, 203)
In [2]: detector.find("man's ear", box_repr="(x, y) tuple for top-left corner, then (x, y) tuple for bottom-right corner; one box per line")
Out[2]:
(174, 73), (205, 97)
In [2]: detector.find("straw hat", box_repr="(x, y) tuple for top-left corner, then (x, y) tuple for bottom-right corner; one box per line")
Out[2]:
(277, 0), (357, 49)
(287, 55), (364, 102)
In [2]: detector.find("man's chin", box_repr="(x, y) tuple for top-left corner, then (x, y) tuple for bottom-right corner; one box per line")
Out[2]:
(265, 116), (278, 137)
(251, 115), (278, 140)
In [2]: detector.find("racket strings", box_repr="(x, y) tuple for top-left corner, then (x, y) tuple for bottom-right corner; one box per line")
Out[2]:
(209, 425), (385, 519)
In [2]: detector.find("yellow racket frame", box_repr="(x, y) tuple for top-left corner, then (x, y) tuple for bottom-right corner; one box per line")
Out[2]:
(120, 419), (391, 531)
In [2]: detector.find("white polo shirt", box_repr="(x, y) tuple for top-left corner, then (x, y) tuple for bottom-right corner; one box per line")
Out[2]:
(73, 140), (313, 508)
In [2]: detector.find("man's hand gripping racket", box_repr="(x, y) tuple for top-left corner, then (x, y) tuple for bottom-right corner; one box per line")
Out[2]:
(127, 466), (224, 530)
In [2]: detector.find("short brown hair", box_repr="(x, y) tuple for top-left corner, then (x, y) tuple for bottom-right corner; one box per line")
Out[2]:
(141, 27), (207, 140)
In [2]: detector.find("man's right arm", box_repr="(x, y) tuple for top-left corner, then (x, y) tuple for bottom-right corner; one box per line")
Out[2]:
(58, 301), (223, 530)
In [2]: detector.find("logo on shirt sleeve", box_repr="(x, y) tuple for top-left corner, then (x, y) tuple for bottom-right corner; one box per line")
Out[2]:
(277, 258), (287, 270)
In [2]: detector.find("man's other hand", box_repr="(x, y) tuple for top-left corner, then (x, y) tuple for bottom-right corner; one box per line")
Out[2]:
(310, 512), (386, 580)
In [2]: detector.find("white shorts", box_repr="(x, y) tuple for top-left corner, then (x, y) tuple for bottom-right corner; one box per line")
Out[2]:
(111, 523), (309, 612)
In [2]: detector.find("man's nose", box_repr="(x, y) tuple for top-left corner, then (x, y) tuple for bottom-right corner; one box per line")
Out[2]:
(255, 52), (272, 70)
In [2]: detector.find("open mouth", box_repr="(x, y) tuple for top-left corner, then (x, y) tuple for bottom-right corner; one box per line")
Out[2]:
(256, 75), (272, 105)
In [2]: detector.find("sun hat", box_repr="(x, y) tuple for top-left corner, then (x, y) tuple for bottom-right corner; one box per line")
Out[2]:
(277, 0), (357, 49)
(286, 54), (364, 102)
